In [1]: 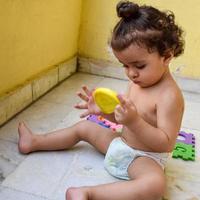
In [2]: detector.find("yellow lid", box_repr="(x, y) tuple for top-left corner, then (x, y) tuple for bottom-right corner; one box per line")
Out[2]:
(93, 88), (120, 114)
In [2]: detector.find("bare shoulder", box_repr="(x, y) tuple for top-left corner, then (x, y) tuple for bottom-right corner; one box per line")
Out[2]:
(158, 79), (184, 110)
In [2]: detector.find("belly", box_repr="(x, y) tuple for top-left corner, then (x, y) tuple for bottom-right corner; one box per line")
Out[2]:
(121, 127), (152, 151)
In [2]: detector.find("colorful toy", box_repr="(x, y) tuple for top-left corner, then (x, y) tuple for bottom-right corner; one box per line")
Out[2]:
(176, 131), (195, 145)
(172, 131), (196, 161)
(93, 88), (120, 114)
(87, 114), (123, 132)
(87, 116), (197, 161)
(172, 142), (195, 161)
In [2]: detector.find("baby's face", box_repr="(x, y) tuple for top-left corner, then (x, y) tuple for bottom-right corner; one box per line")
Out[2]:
(113, 44), (171, 87)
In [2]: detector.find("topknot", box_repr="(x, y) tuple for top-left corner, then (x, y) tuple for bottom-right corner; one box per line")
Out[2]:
(111, 1), (185, 57)
(117, 1), (140, 21)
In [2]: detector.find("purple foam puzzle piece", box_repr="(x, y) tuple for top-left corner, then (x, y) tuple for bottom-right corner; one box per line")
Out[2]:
(87, 115), (123, 132)
(177, 131), (195, 145)
(87, 115), (110, 128)
(87, 115), (100, 123)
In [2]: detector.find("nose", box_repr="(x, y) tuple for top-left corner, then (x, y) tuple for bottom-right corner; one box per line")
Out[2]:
(128, 68), (139, 78)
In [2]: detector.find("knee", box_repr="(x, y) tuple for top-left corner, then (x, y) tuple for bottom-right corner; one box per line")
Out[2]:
(140, 175), (166, 200)
(73, 120), (93, 140)
(152, 178), (166, 199)
(65, 187), (78, 200)
(65, 187), (73, 199)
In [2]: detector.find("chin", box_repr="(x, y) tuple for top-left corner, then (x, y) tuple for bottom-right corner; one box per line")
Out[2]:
(133, 81), (145, 87)
(135, 81), (153, 88)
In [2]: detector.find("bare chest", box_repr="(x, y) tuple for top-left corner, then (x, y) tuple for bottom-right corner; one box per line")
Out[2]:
(128, 88), (157, 127)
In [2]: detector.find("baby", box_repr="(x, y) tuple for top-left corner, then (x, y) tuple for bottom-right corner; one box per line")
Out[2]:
(18, 1), (185, 200)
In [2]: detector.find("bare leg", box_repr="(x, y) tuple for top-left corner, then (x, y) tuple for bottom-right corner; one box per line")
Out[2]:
(66, 157), (166, 200)
(66, 187), (89, 200)
(18, 120), (118, 154)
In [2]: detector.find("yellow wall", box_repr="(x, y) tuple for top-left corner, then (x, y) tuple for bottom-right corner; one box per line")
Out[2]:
(78, 0), (119, 61)
(0, 0), (82, 96)
(79, 0), (200, 79)
(1, 0), (200, 97)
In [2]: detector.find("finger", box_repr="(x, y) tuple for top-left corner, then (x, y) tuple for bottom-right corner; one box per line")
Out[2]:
(91, 87), (96, 93)
(74, 102), (88, 109)
(115, 104), (124, 114)
(117, 95), (127, 109)
(82, 85), (92, 96)
(123, 98), (135, 110)
(114, 109), (124, 124)
(117, 95), (134, 111)
(77, 92), (89, 102)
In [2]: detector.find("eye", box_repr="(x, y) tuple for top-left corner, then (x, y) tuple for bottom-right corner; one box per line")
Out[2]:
(123, 64), (129, 68)
(135, 64), (146, 69)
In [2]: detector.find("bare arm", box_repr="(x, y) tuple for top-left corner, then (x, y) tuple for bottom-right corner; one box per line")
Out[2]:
(115, 89), (184, 152)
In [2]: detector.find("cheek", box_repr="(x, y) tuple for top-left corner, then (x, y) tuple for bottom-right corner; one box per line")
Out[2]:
(124, 68), (129, 76)
(141, 67), (159, 81)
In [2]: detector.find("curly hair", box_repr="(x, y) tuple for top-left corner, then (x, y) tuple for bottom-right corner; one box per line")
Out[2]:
(111, 1), (185, 57)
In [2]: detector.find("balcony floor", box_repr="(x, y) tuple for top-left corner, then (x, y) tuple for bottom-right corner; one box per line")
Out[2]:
(0, 72), (200, 199)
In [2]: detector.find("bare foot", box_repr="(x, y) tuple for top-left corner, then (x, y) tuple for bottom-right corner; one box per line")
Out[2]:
(18, 122), (35, 154)
(66, 187), (89, 200)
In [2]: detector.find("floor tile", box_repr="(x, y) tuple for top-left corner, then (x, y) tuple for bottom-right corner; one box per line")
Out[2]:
(0, 73), (200, 199)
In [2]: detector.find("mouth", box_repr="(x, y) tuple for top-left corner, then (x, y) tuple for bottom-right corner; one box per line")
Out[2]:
(133, 80), (140, 84)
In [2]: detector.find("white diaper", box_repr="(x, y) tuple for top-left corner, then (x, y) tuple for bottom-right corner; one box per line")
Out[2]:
(104, 137), (169, 180)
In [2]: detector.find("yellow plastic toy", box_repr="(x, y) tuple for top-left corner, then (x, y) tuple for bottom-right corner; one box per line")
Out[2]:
(93, 88), (120, 114)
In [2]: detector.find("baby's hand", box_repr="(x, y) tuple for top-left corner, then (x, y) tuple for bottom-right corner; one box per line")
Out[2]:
(74, 85), (101, 118)
(114, 95), (138, 125)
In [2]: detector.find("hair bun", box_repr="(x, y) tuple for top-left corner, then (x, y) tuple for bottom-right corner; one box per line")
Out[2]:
(117, 1), (140, 20)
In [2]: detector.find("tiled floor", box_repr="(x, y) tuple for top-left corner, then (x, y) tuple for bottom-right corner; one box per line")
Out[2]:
(0, 72), (199, 200)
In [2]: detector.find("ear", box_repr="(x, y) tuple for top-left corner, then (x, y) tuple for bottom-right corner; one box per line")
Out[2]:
(163, 50), (174, 66)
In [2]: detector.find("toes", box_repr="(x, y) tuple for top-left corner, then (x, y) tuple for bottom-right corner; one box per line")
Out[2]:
(18, 121), (25, 129)
(66, 187), (76, 200)
(18, 122), (24, 134)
